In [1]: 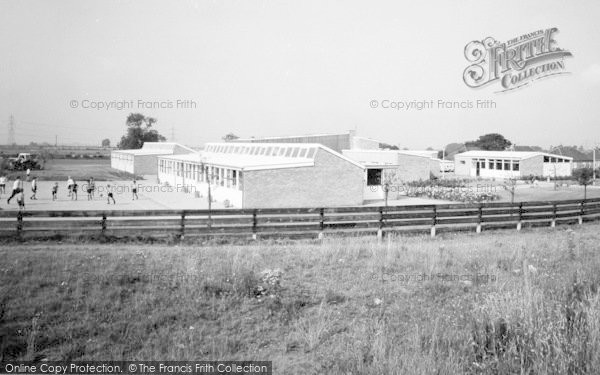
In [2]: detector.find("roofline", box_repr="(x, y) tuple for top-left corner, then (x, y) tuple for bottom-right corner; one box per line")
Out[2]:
(229, 132), (353, 142)
(455, 151), (573, 160)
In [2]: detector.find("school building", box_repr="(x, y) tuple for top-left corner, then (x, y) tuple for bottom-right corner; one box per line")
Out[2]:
(156, 142), (365, 208)
(228, 130), (383, 153)
(342, 149), (441, 200)
(453, 151), (573, 178)
(111, 142), (196, 175)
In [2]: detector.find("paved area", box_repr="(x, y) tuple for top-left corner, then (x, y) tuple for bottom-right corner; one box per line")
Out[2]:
(0, 177), (221, 211)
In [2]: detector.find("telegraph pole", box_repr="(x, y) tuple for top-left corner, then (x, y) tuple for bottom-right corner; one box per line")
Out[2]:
(8, 115), (15, 145)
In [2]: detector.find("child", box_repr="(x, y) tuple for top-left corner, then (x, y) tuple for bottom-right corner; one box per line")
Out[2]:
(0, 174), (6, 195)
(106, 184), (116, 204)
(131, 180), (138, 200)
(7, 177), (22, 204)
(87, 179), (93, 200)
(30, 177), (38, 200)
(52, 182), (58, 201)
(72, 180), (78, 200)
(67, 176), (74, 197)
(89, 177), (96, 199)
(17, 191), (25, 211)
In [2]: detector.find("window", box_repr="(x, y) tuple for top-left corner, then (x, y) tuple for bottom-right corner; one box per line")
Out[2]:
(285, 148), (293, 157)
(460, 160), (466, 164)
(504, 161), (510, 170)
(550, 157), (556, 163)
(489, 160), (495, 169)
(266, 147), (272, 155)
(272, 147), (279, 156)
(279, 147), (286, 156)
(480, 159), (486, 169)
(232, 170), (237, 187)
(496, 160), (502, 170)
(299, 148), (307, 158)
(226, 169), (231, 188)
(238, 171), (244, 190)
(367, 169), (382, 186)
(513, 162), (519, 171)
(307, 148), (316, 158)
(544, 156), (550, 162)
(291, 148), (300, 157)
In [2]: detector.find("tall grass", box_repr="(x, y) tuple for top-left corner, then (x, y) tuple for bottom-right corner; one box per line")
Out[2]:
(1, 225), (600, 374)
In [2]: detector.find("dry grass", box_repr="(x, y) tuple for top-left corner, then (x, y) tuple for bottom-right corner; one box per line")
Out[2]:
(1, 224), (600, 374)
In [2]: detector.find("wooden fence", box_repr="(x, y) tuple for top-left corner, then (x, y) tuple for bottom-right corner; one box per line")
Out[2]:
(1, 197), (600, 240)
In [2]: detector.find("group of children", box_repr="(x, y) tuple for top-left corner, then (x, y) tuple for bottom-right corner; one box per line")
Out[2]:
(0, 175), (141, 210)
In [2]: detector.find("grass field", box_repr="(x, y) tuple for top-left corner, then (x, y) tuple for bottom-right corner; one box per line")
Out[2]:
(2, 224), (600, 374)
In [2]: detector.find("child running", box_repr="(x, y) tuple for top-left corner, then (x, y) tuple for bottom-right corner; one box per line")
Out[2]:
(71, 180), (78, 200)
(17, 191), (25, 211)
(0, 174), (6, 195)
(131, 180), (138, 200)
(52, 182), (58, 201)
(106, 184), (116, 204)
(7, 177), (22, 204)
(30, 176), (38, 200)
(67, 176), (74, 197)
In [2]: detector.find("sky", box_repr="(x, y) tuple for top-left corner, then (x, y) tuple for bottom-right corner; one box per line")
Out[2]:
(0, 0), (599, 150)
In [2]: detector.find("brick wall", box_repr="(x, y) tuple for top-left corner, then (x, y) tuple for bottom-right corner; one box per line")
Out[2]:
(395, 154), (431, 182)
(134, 155), (160, 175)
(520, 155), (543, 176)
(242, 149), (364, 208)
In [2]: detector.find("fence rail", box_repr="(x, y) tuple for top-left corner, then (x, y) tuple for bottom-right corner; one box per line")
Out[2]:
(1, 197), (600, 240)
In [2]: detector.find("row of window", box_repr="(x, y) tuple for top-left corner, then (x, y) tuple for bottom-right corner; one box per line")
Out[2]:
(473, 159), (520, 171)
(544, 156), (570, 163)
(112, 153), (133, 161)
(158, 160), (243, 190)
(205, 144), (317, 159)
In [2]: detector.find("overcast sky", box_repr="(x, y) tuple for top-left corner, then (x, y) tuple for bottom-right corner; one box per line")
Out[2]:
(1, 0), (599, 149)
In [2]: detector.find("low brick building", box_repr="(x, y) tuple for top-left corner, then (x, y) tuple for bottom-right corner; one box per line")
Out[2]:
(111, 142), (195, 176)
(157, 142), (365, 208)
(454, 151), (573, 178)
(342, 149), (439, 201)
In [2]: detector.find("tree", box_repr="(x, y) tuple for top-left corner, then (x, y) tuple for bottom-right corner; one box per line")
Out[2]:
(117, 113), (165, 150)
(379, 142), (399, 150)
(465, 133), (512, 151)
(222, 133), (240, 142)
(502, 178), (518, 207)
(573, 168), (594, 200)
(101, 138), (111, 147)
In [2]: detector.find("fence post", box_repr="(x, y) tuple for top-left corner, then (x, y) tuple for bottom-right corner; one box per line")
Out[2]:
(16, 211), (23, 237)
(430, 206), (437, 238)
(252, 209), (258, 240)
(318, 208), (324, 240)
(180, 211), (185, 240)
(579, 200), (585, 225)
(101, 213), (107, 235)
(377, 208), (384, 242)
(476, 204), (483, 233)
(551, 203), (556, 228)
(517, 202), (523, 231)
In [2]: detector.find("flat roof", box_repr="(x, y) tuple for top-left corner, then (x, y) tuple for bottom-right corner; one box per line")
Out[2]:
(455, 150), (573, 160)
(112, 142), (195, 156)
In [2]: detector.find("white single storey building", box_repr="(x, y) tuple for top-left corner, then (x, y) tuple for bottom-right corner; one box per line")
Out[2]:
(454, 151), (573, 178)
(111, 142), (195, 175)
(157, 142), (365, 208)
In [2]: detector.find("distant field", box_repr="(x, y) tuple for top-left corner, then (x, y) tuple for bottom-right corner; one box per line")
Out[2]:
(3, 159), (137, 181)
(1, 224), (600, 374)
